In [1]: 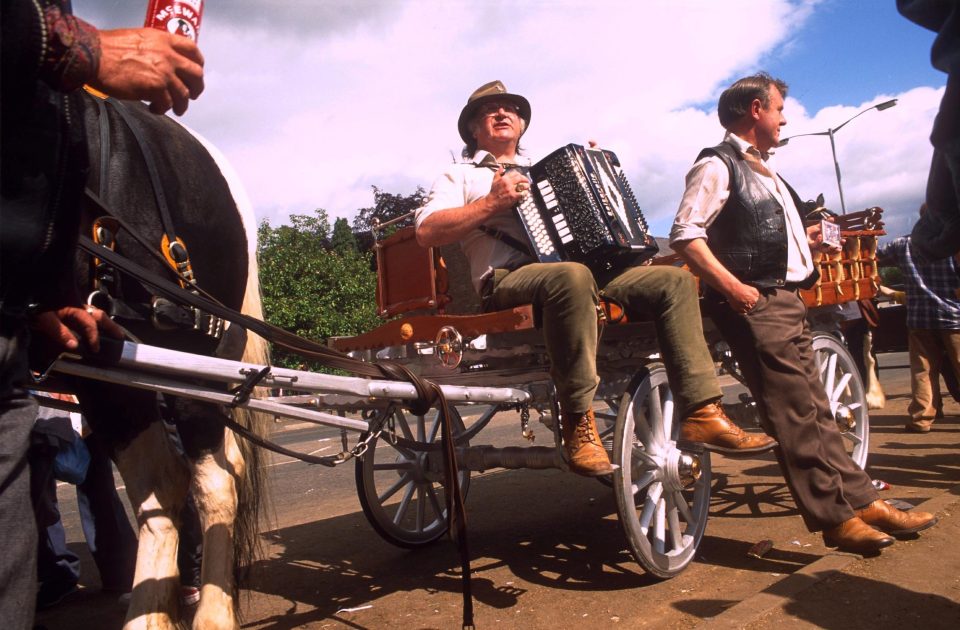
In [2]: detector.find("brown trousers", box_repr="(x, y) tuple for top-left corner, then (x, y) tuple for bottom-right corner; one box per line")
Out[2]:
(704, 289), (878, 531)
(907, 328), (960, 429)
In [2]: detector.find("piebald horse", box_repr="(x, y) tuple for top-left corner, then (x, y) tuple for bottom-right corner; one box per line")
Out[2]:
(73, 91), (269, 630)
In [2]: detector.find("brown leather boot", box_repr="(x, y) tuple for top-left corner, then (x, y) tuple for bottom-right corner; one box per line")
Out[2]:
(822, 516), (895, 554)
(855, 499), (938, 537)
(679, 402), (776, 456)
(561, 409), (615, 477)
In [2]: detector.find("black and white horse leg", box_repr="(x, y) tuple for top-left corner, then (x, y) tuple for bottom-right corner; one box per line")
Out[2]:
(171, 399), (243, 630)
(80, 387), (189, 630)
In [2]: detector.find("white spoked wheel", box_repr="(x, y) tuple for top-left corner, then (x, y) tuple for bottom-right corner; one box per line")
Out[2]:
(612, 364), (711, 579)
(356, 406), (470, 548)
(812, 332), (870, 469)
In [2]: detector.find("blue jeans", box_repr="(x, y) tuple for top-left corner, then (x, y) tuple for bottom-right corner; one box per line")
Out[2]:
(31, 430), (137, 593)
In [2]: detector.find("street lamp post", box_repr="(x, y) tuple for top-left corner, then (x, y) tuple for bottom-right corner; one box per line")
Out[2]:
(778, 98), (897, 214)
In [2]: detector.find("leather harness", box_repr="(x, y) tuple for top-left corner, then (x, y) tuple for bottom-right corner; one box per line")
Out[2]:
(79, 94), (475, 628)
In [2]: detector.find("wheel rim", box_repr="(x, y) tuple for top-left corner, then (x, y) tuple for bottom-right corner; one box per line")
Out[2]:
(812, 333), (869, 469)
(612, 365), (710, 578)
(356, 407), (470, 548)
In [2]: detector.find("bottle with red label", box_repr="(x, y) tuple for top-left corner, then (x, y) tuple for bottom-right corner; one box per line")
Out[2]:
(144, 0), (204, 42)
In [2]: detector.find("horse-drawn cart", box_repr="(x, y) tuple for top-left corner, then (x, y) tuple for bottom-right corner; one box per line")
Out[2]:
(318, 207), (882, 579)
(46, 206), (885, 623)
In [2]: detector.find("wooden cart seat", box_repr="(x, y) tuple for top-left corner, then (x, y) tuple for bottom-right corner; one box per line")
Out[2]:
(332, 226), (654, 353)
(333, 226), (535, 352)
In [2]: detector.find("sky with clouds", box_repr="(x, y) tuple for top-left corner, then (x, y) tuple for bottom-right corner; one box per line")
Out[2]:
(78, 0), (946, 240)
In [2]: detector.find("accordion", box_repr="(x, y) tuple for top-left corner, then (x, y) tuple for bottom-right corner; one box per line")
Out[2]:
(515, 144), (658, 275)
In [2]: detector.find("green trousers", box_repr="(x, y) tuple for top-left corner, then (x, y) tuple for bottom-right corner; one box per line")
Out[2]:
(486, 262), (721, 414)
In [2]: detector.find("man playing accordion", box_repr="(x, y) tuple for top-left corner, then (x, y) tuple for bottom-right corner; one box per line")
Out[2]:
(415, 80), (774, 476)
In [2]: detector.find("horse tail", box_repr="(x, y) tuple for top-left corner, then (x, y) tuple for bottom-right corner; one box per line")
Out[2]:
(231, 185), (271, 595)
(230, 258), (272, 595)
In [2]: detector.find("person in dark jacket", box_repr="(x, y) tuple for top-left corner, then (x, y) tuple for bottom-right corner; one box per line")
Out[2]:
(669, 73), (938, 556)
(0, 2), (204, 627)
(898, 0), (960, 261)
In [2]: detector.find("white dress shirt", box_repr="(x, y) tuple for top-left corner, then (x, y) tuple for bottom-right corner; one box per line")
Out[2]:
(670, 132), (814, 283)
(416, 150), (534, 293)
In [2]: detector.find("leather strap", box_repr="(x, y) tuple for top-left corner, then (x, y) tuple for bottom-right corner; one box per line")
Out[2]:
(477, 224), (533, 257)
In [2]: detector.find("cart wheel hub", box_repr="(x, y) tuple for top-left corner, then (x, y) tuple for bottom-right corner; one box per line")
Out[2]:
(661, 446), (702, 491)
(833, 404), (856, 433)
(677, 452), (701, 488)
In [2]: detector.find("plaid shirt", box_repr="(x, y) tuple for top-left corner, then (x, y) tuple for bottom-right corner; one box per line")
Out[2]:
(878, 237), (960, 330)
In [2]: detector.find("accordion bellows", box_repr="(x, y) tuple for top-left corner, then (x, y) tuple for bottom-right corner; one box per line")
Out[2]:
(516, 144), (659, 274)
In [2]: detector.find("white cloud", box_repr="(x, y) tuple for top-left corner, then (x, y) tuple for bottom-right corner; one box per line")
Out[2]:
(775, 86), (941, 238)
(78, 0), (941, 241)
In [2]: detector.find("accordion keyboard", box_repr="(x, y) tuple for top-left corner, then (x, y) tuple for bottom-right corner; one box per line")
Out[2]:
(517, 186), (562, 261)
(511, 144), (658, 273)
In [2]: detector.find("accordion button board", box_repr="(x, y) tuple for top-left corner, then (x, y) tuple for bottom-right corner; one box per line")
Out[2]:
(514, 143), (658, 275)
(517, 183), (562, 262)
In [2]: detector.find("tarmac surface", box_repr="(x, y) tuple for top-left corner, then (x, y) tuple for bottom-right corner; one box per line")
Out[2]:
(33, 351), (960, 629)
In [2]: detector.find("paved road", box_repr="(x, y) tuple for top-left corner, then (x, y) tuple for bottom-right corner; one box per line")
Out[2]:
(35, 352), (960, 629)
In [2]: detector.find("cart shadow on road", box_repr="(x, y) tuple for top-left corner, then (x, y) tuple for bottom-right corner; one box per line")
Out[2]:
(709, 469), (800, 520)
(243, 470), (677, 628)
(242, 410), (960, 629)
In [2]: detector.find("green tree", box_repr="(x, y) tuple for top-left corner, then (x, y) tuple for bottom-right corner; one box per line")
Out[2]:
(257, 209), (379, 369)
(353, 186), (427, 253)
(879, 265), (904, 289)
(330, 217), (358, 255)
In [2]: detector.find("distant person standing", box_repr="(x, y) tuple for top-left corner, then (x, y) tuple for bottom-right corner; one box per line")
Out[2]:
(30, 394), (137, 609)
(878, 215), (960, 432)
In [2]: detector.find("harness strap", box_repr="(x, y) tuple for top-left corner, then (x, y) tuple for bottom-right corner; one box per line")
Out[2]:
(161, 233), (198, 289)
(98, 97), (201, 290)
(377, 361), (472, 628)
(93, 95), (110, 198)
(102, 97), (179, 244)
(90, 216), (119, 293)
(80, 232), (395, 379)
(84, 188), (223, 308)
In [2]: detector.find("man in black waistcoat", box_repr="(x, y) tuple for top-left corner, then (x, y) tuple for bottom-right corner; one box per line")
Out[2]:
(669, 73), (938, 554)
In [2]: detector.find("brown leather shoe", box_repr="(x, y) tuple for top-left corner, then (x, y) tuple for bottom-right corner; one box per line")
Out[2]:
(822, 516), (895, 554)
(561, 409), (615, 477)
(679, 402), (776, 457)
(856, 499), (938, 537)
